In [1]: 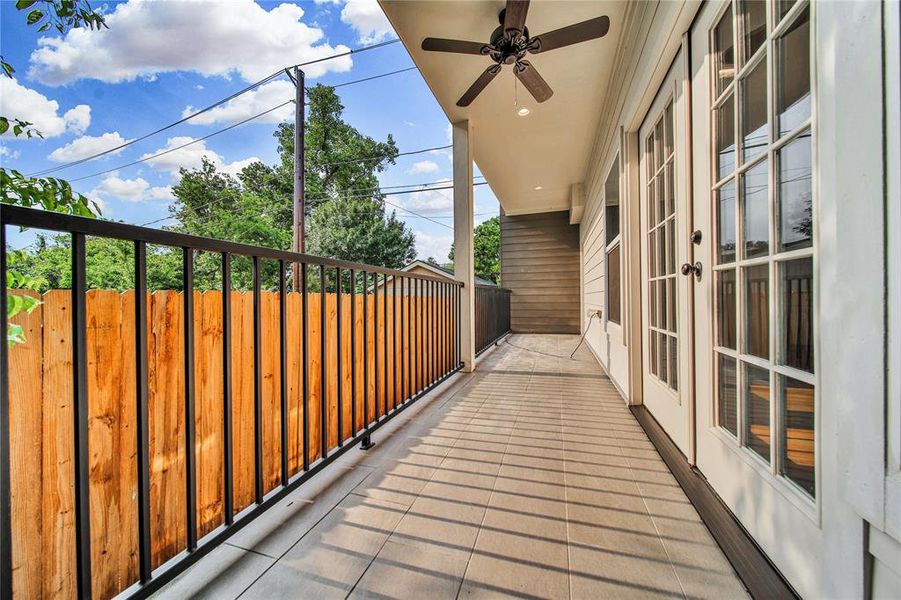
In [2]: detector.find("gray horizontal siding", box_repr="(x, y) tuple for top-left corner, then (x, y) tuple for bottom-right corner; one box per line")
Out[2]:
(501, 210), (580, 334)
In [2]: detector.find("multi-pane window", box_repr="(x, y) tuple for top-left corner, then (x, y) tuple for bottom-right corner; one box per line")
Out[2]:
(711, 0), (815, 498)
(605, 157), (622, 325)
(646, 101), (678, 391)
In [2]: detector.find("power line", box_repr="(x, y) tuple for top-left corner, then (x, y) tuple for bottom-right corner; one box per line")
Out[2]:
(327, 66), (418, 90)
(29, 38), (402, 177)
(68, 101), (293, 183)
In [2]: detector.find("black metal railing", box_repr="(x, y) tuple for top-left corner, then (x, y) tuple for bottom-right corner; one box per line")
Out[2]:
(0, 205), (462, 599)
(474, 284), (511, 355)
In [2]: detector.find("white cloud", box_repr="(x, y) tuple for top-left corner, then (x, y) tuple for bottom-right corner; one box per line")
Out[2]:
(183, 80), (295, 126)
(341, 0), (394, 44)
(413, 230), (453, 263)
(388, 181), (453, 215)
(406, 160), (440, 175)
(141, 136), (260, 178)
(0, 77), (91, 138)
(0, 147), (21, 161)
(48, 131), (130, 162)
(28, 0), (353, 86)
(88, 173), (173, 204)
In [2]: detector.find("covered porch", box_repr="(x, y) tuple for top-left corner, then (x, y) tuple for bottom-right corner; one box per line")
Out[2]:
(155, 335), (745, 599)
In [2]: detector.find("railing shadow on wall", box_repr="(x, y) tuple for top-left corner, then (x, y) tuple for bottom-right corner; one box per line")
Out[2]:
(474, 284), (511, 356)
(0, 205), (462, 599)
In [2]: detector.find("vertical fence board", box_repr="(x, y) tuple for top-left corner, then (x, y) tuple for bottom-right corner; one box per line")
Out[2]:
(285, 292), (303, 477)
(325, 293), (338, 450)
(231, 292), (255, 514)
(307, 293), (322, 461)
(8, 290), (43, 599)
(197, 290), (224, 537)
(261, 291), (281, 494)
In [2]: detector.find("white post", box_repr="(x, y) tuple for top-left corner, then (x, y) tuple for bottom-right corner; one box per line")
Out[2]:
(453, 120), (476, 372)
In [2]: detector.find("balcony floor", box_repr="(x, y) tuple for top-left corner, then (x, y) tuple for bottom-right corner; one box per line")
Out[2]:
(156, 334), (748, 599)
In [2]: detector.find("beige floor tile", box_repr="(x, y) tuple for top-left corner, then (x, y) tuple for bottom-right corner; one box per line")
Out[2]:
(349, 538), (470, 599)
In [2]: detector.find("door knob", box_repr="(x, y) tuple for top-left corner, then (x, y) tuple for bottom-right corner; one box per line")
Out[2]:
(681, 262), (702, 280)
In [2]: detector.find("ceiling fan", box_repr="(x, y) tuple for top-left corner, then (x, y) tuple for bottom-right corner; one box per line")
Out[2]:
(420, 0), (610, 107)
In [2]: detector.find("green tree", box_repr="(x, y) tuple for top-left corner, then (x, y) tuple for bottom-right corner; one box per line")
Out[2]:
(448, 216), (501, 284)
(2, 0), (106, 345)
(307, 196), (415, 268)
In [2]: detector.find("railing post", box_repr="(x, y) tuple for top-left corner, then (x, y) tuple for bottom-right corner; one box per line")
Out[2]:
(72, 232), (92, 599)
(135, 242), (152, 582)
(320, 265), (327, 460)
(252, 255), (263, 504)
(222, 253), (234, 525)
(184, 248), (198, 550)
(279, 260), (289, 484)
(301, 262), (310, 470)
(350, 269), (357, 435)
(336, 267), (343, 447)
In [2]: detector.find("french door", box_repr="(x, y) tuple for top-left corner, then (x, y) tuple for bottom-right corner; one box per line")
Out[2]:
(639, 49), (693, 456)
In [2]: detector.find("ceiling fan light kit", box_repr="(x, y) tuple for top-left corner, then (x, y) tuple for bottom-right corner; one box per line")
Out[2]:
(421, 0), (610, 108)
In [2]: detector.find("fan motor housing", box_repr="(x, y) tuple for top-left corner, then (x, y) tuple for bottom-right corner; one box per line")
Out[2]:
(489, 25), (530, 64)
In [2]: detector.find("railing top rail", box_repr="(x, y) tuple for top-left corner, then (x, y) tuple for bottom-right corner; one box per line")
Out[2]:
(1, 205), (462, 285)
(475, 283), (511, 292)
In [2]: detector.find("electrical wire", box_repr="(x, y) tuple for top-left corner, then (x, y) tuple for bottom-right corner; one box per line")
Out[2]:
(28, 38), (402, 177)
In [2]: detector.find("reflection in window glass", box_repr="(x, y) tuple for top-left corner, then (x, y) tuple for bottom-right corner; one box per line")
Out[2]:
(606, 245), (621, 324)
(741, 0), (767, 62)
(744, 264), (769, 359)
(667, 278), (676, 334)
(659, 278), (668, 331)
(716, 95), (736, 181)
(716, 269), (737, 350)
(669, 337), (678, 391)
(717, 181), (737, 264)
(665, 103), (674, 157)
(777, 0), (797, 22)
(659, 331), (668, 384)
(777, 9), (810, 136)
(781, 258), (814, 372)
(605, 157), (621, 244)
(778, 131), (813, 251)
(650, 333), (658, 376)
(744, 363), (771, 462)
(649, 230), (657, 278)
(714, 5), (735, 97)
(718, 354), (738, 436)
(742, 159), (769, 258)
(741, 59), (767, 162)
(649, 281), (657, 328)
(781, 376), (815, 497)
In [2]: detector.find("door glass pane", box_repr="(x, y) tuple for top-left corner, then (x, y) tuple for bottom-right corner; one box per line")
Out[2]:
(659, 279), (668, 330)
(649, 281), (658, 328)
(716, 94), (736, 180)
(744, 264), (770, 359)
(649, 229), (657, 278)
(716, 180), (737, 264)
(781, 258), (814, 372)
(714, 5), (735, 97)
(667, 163), (676, 216)
(777, 0), (797, 22)
(718, 354), (738, 436)
(657, 225), (667, 277)
(659, 331), (669, 385)
(669, 336), (678, 391)
(781, 376), (815, 497)
(606, 245), (621, 324)
(741, 58), (767, 162)
(778, 131), (813, 251)
(716, 269), (737, 349)
(657, 172), (666, 222)
(744, 363), (771, 462)
(648, 181), (656, 227)
(667, 278), (677, 334)
(655, 119), (665, 169)
(777, 9), (810, 136)
(650, 332), (658, 376)
(741, 0), (767, 62)
(666, 220), (676, 275)
(665, 102), (674, 157)
(742, 159), (769, 258)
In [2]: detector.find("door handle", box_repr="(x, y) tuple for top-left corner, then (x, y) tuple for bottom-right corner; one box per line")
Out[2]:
(681, 262), (702, 281)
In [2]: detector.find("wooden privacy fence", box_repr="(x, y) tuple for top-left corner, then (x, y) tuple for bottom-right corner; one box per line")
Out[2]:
(6, 286), (457, 599)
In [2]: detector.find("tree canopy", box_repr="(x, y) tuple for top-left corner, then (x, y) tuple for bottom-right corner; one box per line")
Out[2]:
(448, 216), (501, 284)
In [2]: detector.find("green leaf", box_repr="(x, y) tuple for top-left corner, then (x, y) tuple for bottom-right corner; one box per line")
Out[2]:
(15, 0), (37, 9)
(7, 323), (26, 347)
(0, 118), (8, 135)
(1, 59), (14, 78)
(26, 9), (43, 25)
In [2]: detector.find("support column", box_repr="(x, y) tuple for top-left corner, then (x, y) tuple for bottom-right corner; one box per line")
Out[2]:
(453, 120), (476, 372)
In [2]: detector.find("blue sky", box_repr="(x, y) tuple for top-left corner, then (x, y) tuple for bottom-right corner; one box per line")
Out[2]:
(0, 0), (498, 261)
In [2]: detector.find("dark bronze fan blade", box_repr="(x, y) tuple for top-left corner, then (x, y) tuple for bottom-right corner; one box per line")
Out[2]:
(515, 61), (553, 103)
(504, 0), (530, 33)
(529, 15), (610, 53)
(422, 37), (491, 55)
(457, 65), (502, 107)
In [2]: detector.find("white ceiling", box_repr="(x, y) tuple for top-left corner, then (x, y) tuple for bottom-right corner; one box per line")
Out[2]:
(379, 1), (625, 215)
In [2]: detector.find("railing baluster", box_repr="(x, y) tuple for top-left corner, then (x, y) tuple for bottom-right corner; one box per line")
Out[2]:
(0, 224), (9, 600)
(418, 278), (423, 393)
(320, 265), (327, 460)
(401, 277), (407, 403)
(252, 256), (263, 504)
(392, 275), (398, 410)
(135, 242), (152, 582)
(184, 248), (198, 550)
(431, 279), (436, 386)
(72, 232), (92, 598)
(350, 269), (357, 435)
(374, 272), (380, 421)
(382, 274), (388, 416)
(336, 267), (343, 447)
(279, 260), (289, 485)
(222, 253), (234, 525)
(302, 263), (310, 470)
(361, 272), (373, 449)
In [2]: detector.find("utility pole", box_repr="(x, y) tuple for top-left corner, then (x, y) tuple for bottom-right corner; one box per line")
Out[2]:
(292, 67), (305, 289)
